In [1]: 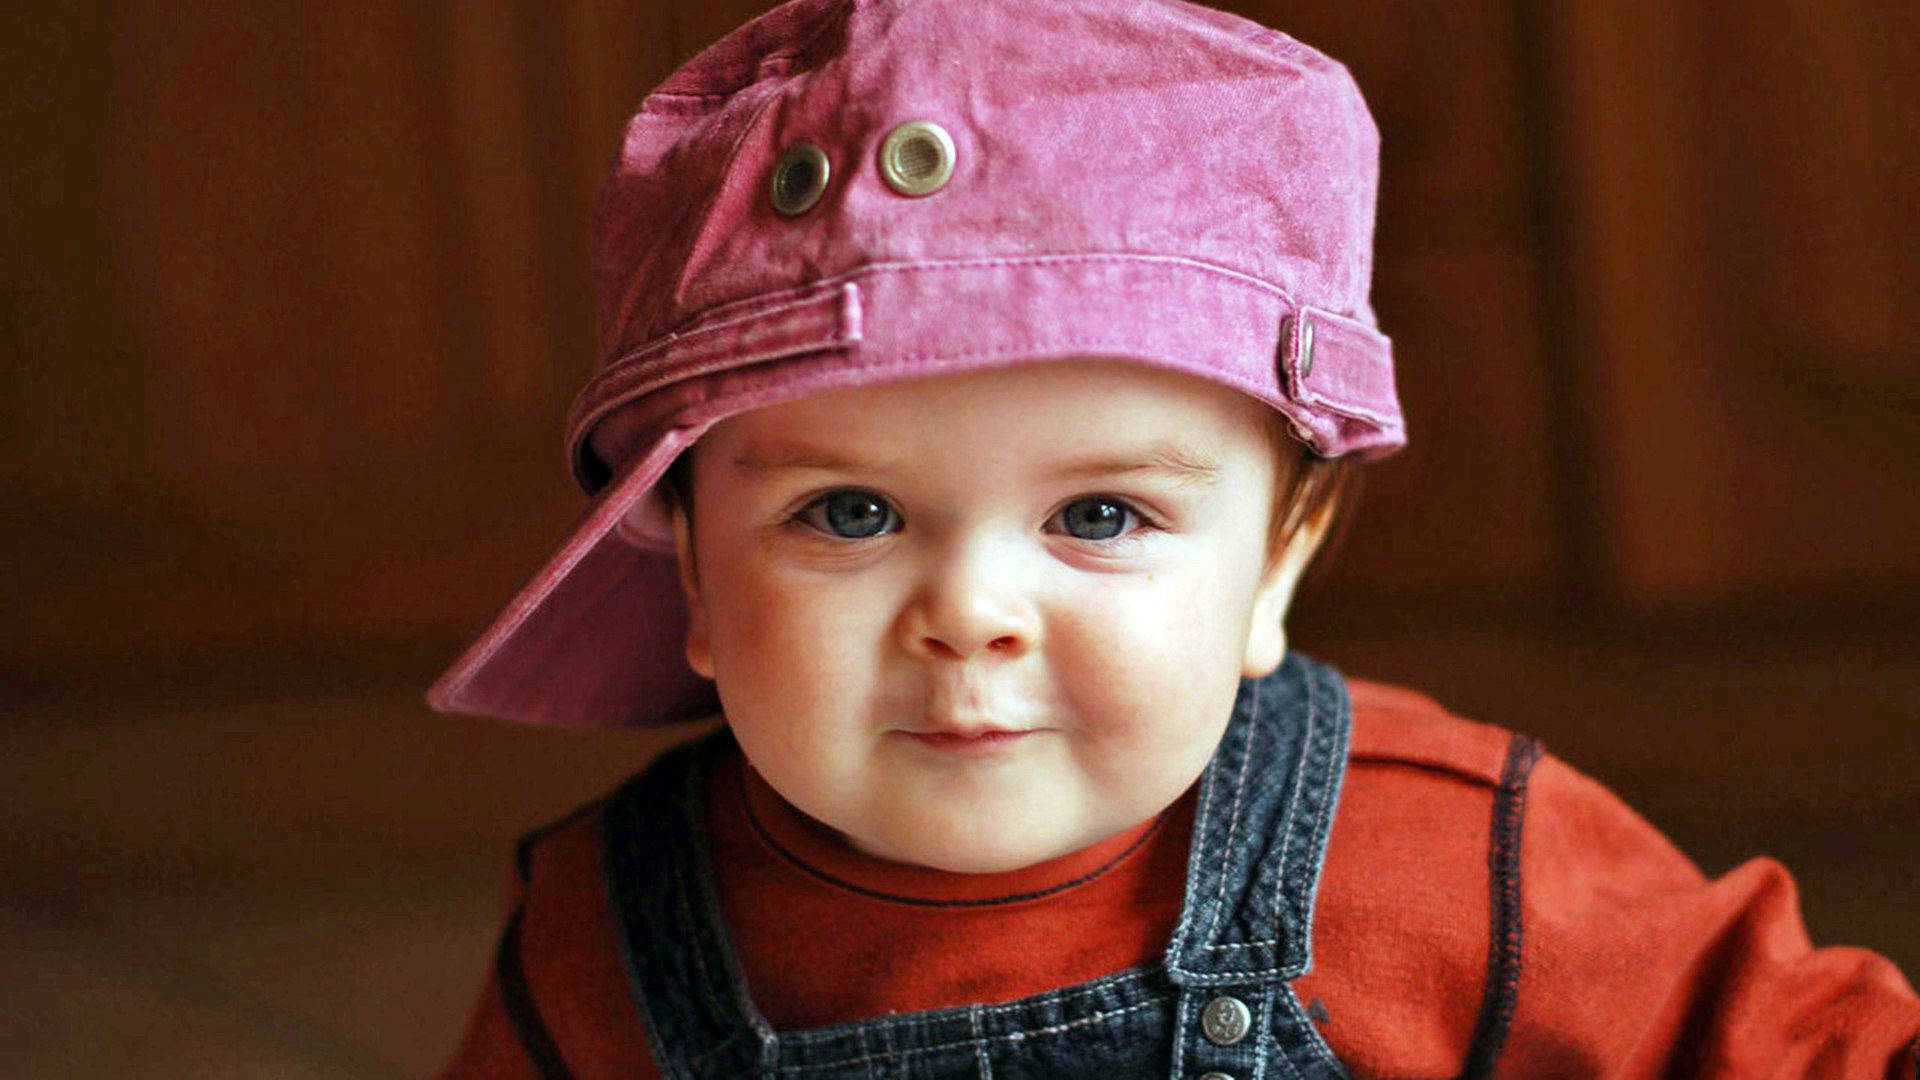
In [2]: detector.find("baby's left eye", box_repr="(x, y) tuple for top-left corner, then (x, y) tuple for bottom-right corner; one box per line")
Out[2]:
(1049, 496), (1144, 542)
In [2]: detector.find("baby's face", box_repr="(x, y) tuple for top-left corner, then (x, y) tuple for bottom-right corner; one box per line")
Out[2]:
(667, 359), (1322, 873)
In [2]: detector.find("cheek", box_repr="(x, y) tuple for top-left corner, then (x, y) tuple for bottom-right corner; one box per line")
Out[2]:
(1065, 559), (1255, 662)
(702, 557), (891, 708)
(1050, 564), (1253, 749)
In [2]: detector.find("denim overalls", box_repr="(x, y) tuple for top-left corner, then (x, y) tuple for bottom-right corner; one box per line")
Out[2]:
(597, 650), (1356, 1079)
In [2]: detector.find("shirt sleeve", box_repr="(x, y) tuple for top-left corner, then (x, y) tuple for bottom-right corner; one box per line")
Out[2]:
(436, 962), (547, 1080)
(437, 862), (547, 1080)
(1496, 750), (1920, 1079)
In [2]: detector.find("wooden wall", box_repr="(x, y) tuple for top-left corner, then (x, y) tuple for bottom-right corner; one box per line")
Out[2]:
(3, 1), (1915, 1071)
(8, 1), (1912, 663)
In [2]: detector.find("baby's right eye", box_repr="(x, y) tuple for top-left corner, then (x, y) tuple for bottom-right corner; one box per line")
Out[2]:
(791, 489), (900, 539)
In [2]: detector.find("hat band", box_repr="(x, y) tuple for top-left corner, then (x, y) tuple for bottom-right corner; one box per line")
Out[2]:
(568, 253), (1404, 493)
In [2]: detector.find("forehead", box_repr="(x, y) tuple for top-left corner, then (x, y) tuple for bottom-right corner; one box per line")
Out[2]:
(704, 358), (1277, 474)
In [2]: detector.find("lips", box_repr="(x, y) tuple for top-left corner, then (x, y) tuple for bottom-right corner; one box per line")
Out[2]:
(901, 727), (1038, 755)
(910, 725), (1029, 738)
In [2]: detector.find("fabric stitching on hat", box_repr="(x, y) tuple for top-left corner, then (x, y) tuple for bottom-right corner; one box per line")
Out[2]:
(674, 344), (1294, 438)
(642, 52), (807, 108)
(607, 80), (788, 349)
(604, 250), (1299, 364)
(585, 283), (860, 411)
(582, 249), (1336, 441)
(1287, 308), (1398, 427)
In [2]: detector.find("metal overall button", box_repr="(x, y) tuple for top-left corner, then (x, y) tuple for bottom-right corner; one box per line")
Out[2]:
(1298, 312), (1316, 377)
(770, 142), (830, 216)
(1200, 994), (1253, 1046)
(877, 119), (955, 196)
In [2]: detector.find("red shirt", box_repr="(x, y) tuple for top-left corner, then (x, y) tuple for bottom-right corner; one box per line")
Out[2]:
(439, 677), (1920, 1078)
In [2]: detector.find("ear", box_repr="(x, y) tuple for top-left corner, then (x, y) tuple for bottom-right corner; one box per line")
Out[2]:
(666, 491), (715, 679)
(1241, 500), (1336, 679)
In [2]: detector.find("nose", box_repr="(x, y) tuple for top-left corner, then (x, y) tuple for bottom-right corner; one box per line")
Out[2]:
(899, 541), (1038, 662)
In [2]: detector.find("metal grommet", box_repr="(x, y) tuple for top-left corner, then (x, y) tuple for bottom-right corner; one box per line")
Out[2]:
(877, 120), (955, 196)
(1200, 995), (1253, 1046)
(1298, 314), (1316, 378)
(769, 142), (830, 216)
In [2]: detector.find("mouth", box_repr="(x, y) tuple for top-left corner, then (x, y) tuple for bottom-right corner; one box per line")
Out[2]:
(899, 727), (1040, 755)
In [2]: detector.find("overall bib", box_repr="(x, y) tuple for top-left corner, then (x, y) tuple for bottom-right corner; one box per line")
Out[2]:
(599, 650), (1355, 1079)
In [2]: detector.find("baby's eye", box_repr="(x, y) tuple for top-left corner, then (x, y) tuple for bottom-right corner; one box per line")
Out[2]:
(792, 488), (900, 539)
(1049, 496), (1143, 542)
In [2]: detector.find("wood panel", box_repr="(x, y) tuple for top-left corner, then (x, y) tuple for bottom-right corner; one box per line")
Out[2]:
(1240, 1), (1564, 610)
(1535, 0), (1919, 617)
(6, 0), (1915, 666)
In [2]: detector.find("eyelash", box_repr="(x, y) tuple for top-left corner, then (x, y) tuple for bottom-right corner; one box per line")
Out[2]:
(784, 489), (1158, 547)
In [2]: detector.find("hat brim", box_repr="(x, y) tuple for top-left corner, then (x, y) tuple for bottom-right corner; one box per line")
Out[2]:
(425, 420), (724, 727)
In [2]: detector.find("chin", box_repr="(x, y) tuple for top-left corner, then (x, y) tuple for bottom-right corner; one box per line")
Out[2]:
(884, 828), (1067, 875)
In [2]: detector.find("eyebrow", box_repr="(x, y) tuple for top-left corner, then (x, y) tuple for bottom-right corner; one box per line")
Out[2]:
(728, 439), (1223, 486)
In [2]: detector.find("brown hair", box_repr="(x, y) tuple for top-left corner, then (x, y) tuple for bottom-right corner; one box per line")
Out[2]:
(1257, 410), (1364, 584)
(659, 415), (1362, 583)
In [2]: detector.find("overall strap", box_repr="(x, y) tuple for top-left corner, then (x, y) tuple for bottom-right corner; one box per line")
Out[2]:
(1162, 651), (1355, 1080)
(1164, 650), (1351, 983)
(602, 727), (773, 1079)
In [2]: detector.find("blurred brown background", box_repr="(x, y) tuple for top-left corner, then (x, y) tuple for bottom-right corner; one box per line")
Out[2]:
(4, 1), (1915, 1075)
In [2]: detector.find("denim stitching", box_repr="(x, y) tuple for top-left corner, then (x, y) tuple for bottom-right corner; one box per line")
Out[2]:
(771, 967), (1159, 1053)
(1205, 673), (1312, 955)
(1207, 694), (1258, 942)
(1252, 987), (1274, 1080)
(1286, 667), (1338, 940)
(777, 999), (1163, 1072)
(1272, 670), (1317, 929)
(968, 1004), (992, 1080)
(1274, 985), (1351, 1079)
(1168, 990), (1194, 1080)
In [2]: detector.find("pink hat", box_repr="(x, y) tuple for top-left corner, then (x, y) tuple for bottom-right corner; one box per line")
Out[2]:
(426, 0), (1406, 728)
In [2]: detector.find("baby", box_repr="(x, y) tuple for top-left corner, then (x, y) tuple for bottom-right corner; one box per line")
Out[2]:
(428, 0), (1920, 1076)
